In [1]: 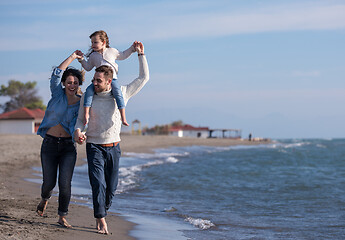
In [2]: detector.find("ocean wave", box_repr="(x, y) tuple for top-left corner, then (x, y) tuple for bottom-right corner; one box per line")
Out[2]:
(166, 156), (179, 163)
(125, 151), (190, 159)
(316, 144), (327, 148)
(185, 217), (215, 230)
(268, 141), (311, 149)
(117, 156), (180, 193)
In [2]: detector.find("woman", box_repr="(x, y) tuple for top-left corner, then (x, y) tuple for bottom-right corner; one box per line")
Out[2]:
(36, 51), (84, 228)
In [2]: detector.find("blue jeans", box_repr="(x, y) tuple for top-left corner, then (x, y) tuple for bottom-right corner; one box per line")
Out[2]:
(84, 79), (125, 109)
(40, 134), (77, 216)
(86, 143), (121, 218)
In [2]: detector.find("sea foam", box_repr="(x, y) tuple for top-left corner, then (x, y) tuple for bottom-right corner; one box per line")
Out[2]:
(185, 217), (215, 230)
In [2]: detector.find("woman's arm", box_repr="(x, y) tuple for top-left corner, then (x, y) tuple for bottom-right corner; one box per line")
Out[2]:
(58, 50), (82, 70)
(50, 51), (83, 96)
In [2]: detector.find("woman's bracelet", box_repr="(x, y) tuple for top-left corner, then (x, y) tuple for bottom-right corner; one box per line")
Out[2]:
(138, 53), (145, 56)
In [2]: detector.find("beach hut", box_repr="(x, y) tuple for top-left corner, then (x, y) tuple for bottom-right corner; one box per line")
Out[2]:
(169, 124), (209, 138)
(0, 107), (45, 134)
(131, 119), (142, 135)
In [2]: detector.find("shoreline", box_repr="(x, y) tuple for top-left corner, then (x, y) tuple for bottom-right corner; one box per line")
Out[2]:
(0, 134), (270, 240)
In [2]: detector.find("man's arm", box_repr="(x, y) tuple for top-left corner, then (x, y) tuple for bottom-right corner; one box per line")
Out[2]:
(74, 94), (87, 144)
(122, 43), (149, 103)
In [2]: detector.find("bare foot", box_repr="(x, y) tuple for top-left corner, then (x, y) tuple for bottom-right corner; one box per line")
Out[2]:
(58, 216), (72, 228)
(36, 199), (48, 216)
(97, 217), (109, 234)
(96, 219), (100, 230)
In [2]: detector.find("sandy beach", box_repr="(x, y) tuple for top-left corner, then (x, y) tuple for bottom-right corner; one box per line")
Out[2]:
(0, 134), (268, 240)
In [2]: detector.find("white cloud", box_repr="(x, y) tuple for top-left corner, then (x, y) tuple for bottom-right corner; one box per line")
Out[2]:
(1, 1), (345, 51)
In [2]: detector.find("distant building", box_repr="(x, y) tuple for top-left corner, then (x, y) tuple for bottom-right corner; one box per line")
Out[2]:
(169, 124), (209, 138)
(209, 128), (242, 139)
(0, 107), (45, 134)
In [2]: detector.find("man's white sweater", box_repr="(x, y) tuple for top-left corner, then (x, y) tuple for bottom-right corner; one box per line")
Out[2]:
(75, 55), (149, 144)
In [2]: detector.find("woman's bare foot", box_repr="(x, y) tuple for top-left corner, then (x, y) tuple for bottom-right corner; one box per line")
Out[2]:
(97, 217), (109, 234)
(58, 216), (72, 228)
(36, 199), (48, 216)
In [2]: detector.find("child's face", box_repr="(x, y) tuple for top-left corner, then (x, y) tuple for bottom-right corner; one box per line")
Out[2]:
(91, 35), (106, 53)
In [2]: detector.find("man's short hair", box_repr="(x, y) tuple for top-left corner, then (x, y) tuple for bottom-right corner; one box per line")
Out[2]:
(95, 65), (113, 80)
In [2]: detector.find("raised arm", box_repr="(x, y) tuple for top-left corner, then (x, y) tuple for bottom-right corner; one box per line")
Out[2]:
(78, 54), (95, 71)
(50, 51), (83, 96)
(116, 41), (137, 61)
(58, 50), (83, 70)
(122, 42), (149, 103)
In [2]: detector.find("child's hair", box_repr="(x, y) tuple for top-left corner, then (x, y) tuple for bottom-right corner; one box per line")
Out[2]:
(95, 65), (114, 80)
(86, 30), (110, 57)
(61, 67), (84, 86)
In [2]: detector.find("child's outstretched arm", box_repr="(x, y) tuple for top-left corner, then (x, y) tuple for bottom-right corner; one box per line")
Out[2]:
(116, 41), (137, 61)
(77, 51), (95, 71)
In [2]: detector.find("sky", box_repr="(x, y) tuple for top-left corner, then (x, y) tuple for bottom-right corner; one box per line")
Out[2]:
(0, 0), (344, 139)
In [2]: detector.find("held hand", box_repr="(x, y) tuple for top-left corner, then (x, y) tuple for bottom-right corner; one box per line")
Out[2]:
(131, 41), (138, 52)
(135, 41), (144, 55)
(74, 129), (86, 145)
(58, 50), (83, 70)
(74, 50), (84, 59)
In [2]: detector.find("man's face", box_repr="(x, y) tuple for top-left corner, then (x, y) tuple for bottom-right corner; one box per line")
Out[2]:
(92, 72), (111, 93)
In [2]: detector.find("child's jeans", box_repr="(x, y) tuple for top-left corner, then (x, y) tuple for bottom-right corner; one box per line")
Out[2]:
(84, 79), (125, 109)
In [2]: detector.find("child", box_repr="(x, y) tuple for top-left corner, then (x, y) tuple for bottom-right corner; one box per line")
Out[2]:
(78, 30), (137, 126)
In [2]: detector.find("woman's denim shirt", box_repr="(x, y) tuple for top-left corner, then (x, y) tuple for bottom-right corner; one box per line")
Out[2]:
(37, 68), (81, 138)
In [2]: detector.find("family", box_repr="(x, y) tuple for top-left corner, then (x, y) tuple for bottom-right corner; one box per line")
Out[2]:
(35, 30), (149, 234)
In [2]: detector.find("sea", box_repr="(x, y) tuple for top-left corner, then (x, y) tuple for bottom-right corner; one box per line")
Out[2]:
(30, 138), (345, 239)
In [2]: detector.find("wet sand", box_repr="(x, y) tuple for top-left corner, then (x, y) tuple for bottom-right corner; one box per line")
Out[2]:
(0, 134), (268, 240)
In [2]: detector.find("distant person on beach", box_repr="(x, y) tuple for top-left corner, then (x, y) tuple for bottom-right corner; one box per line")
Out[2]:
(36, 51), (84, 228)
(74, 42), (149, 234)
(77, 30), (137, 127)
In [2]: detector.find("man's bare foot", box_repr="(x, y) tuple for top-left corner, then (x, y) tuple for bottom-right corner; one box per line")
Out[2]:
(97, 217), (109, 234)
(36, 199), (48, 216)
(58, 216), (72, 228)
(96, 219), (100, 230)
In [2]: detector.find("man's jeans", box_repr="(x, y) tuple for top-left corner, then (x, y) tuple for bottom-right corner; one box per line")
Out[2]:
(86, 143), (121, 218)
(40, 134), (77, 216)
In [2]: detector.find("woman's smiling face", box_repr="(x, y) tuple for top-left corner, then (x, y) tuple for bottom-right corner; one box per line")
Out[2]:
(63, 75), (79, 96)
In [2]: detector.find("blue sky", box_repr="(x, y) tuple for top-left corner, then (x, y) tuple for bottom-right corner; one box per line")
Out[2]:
(0, 0), (344, 139)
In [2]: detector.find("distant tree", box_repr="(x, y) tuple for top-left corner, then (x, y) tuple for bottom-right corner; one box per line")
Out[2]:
(171, 120), (183, 127)
(143, 120), (187, 135)
(0, 79), (46, 112)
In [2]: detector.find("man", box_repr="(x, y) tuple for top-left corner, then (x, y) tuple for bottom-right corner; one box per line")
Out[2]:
(74, 42), (148, 234)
